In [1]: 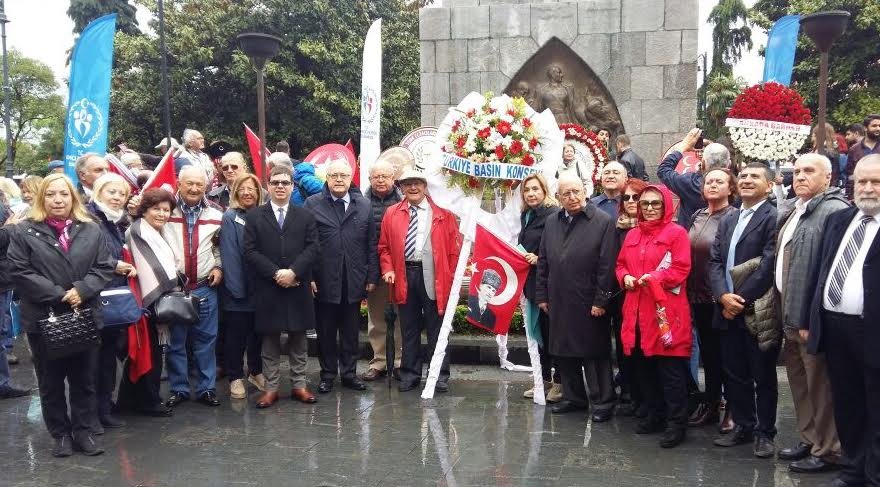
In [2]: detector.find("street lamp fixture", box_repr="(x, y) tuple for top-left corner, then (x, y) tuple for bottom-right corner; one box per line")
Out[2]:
(800, 10), (850, 151)
(237, 33), (281, 183)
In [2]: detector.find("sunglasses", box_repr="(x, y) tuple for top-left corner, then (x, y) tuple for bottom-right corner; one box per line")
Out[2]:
(639, 200), (663, 209)
(222, 164), (240, 171)
(268, 180), (292, 187)
(622, 194), (640, 202)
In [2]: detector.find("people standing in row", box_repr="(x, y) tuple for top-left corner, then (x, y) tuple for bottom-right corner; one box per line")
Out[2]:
(8, 174), (115, 457)
(615, 134), (648, 181)
(360, 160), (403, 382)
(209, 151), (247, 209)
(305, 160), (377, 393)
(536, 173), (617, 421)
(219, 173), (266, 400)
(74, 153), (109, 203)
(244, 165), (320, 408)
(844, 114), (880, 198)
(378, 169), (460, 393)
(710, 163), (780, 458)
(518, 173), (561, 402)
(804, 154), (880, 487)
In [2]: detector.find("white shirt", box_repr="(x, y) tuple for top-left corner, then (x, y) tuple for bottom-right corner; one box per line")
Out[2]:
(409, 199), (432, 259)
(332, 193), (350, 212)
(775, 198), (809, 292)
(270, 200), (289, 225)
(823, 211), (880, 315)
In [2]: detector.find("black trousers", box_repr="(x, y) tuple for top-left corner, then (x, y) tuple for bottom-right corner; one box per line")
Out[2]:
(557, 356), (616, 411)
(399, 264), (449, 387)
(631, 345), (690, 430)
(117, 319), (163, 412)
(720, 324), (779, 438)
(693, 303), (724, 403)
(96, 327), (123, 418)
(316, 300), (361, 381)
(609, 296), (639, 403)
(223, 310), (262, 381)
(27, 333), (99, 439)
(823, 311), (880, 486)
(537, 309), (559, 383)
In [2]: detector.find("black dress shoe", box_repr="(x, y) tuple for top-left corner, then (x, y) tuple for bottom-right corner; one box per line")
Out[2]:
(434, 382), (449, 393)
(790, 455), (839, 473)
(52, 435), (73, 458)
(0, 385), (30, 399)
(659, 428), (686, 448)
(398, 382), (419, 392)
(635, 418), (666, 434)
(197, 390), (221, 407)
(753, 436), (775, 458)
(318, 380), (334, 393)
(778, 442), (813, 461)
(551, 401), (588, 414)
(591, 409), (613, 423)
(341, 378), (367, 391)
(165, 392), (189, 408)
(72, 434), (104, 456)
(713, 426), (754, 447)
(99, 414), (126, 429)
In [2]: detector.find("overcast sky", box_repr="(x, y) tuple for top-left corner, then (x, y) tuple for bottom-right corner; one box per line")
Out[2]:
(8, 0), (767, 100)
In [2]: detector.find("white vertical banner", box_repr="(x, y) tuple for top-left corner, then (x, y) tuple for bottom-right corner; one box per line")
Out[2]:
(359, 18), (383, 191)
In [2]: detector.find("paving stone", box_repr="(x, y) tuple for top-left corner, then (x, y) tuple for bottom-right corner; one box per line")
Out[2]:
(452, 6), (491, 39)
(645, 30), (682, 66)
(420, 7), (451, 40)
(530, 3), (579, 46)
(490, 4), (531, 38)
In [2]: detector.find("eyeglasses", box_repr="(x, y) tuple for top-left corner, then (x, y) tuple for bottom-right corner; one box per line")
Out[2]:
(269, 180), (292, 187)
(370, 174), (392, 180)
(222, 164), (240, 171)
(639, 200), (663, 209)
(559, 190), (582, 199)
(327, 173), (351, 180)
(622, 194), (640, 202)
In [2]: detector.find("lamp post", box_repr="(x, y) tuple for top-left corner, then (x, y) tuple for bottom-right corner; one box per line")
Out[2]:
(0, 0), (12, 178)
(158, 0), (171, 144)
(236, 33), (281, 185)
(800, 11), (850, 151)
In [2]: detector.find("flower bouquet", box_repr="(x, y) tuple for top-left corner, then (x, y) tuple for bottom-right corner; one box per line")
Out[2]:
(440, 93), (543, 194)
(559, 123), (608, 195)
(725, 82), (812, 163)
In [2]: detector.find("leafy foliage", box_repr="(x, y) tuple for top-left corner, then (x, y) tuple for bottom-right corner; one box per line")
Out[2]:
(708, 0), (754, 77)
(111, 0), (419, 159)
(750, 0), (880, 129)
(704, 74), (746, 138)
(67, 0), (140, 35)
(0, 50), (65, 173)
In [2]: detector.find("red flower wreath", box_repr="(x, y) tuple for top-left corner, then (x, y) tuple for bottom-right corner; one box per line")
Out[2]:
(558, 123), (609, 190)
(727, 82), (812, 125)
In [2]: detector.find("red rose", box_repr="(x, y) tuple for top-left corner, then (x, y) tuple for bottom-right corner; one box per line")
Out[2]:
(495, 145), (506, 160)
(456, 136), (467, 149)
(507, 109), (516, 117)
(509, 140), (524, 155)
(529, 137), (538, 149)
(522, 153), (535, 166)
(523, 118), (532, 128)
(477, 127), (491, 139)
(496, 120), (512, 136)
(468, 177), (479, 188)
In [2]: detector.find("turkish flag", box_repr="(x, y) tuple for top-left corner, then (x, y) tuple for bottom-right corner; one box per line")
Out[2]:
(105, 153), (139, 191)
(243, 123), (270, 182)
(467, 224), (531, 335)
(122, 247), (152, 382)
(141, 148), (177, 194)
(675, 150), (702, 174)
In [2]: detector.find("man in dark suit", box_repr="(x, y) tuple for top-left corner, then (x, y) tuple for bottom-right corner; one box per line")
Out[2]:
(304, 160), (377, 394)
(467, 269), (500, 331)
(804, 154), (880, 487)
(244, 165), (320, 408)
(709, 163), (780, 458)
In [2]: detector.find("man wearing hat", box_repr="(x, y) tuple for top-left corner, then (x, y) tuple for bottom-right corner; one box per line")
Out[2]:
(47, 160), (65, 174)
(378, 169), (461, 393)
(467, 269), (499, 331)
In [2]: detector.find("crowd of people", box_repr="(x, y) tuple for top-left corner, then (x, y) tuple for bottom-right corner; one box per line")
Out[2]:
(0, 116), (877, 487)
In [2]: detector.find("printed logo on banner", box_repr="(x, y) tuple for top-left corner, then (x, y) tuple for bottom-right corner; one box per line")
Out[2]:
(361, 87), (379, 124)
(66, 98), (105, 149)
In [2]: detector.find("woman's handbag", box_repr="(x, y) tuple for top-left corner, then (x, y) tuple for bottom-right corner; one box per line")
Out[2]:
(153, 275), (201, 325)
(36, 307), (101, 360)
(99, 286), (143, 328)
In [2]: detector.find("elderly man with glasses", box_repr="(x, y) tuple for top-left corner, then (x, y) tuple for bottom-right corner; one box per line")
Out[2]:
(209, 152), (248, 209)
(304, 160), (377, 393)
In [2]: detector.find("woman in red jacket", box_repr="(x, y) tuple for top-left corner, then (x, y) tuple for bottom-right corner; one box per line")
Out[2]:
(616, 184), (692, 448)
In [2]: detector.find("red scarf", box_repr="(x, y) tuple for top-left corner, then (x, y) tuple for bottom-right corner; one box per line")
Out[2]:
(44, 217), (73, 252)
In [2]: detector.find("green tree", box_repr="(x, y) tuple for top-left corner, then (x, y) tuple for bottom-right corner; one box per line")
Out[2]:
(110, 0), (419, 160)
(68, 0), (139, 35)
(704, 74), (746, 138)
(708, 0), (754, 77)
(751, 0), (880, 129)
(0, 50), (65, 171)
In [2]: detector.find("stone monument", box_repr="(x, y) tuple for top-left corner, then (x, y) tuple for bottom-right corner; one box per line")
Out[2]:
(419, 0), (699, 173)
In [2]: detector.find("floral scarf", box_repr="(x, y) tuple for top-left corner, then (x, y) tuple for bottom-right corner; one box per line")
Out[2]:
(44, 217), (73, 252)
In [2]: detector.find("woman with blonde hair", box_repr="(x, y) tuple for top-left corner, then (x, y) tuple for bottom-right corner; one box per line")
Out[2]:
(8, 173), (115, 456)
(219, 173), (266, 398)
(811, 122), (841, 187)
(518, 173), (561, 401)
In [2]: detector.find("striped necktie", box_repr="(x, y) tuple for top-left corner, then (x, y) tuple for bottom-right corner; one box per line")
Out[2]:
(827, 215), (873, 306)
(404, 206), (418, 261)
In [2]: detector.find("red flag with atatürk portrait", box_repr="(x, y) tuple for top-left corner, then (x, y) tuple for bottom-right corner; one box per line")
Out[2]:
(466, 224), (530, 335)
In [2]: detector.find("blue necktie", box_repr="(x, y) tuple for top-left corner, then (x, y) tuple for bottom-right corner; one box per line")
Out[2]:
(277, 207), (285, 229)
(725, 208), (754, 292)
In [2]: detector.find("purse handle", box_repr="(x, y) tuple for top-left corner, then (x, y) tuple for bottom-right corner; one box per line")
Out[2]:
(176, 272), (191, 294)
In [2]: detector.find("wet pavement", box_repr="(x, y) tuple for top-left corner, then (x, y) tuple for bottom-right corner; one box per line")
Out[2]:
(1, 338), (837, 487)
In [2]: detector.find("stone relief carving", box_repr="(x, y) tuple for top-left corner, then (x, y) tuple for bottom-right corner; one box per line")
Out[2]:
(504, 38), (624, 136)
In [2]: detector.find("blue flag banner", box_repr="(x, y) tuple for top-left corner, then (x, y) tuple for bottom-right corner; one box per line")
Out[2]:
(762, 15), (800, 86)
(63, 14), (117, 186)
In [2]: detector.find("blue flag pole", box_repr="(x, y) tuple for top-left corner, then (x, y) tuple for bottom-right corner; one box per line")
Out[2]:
(63, 13), (117, 187)
(762, 15), (800, 86)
